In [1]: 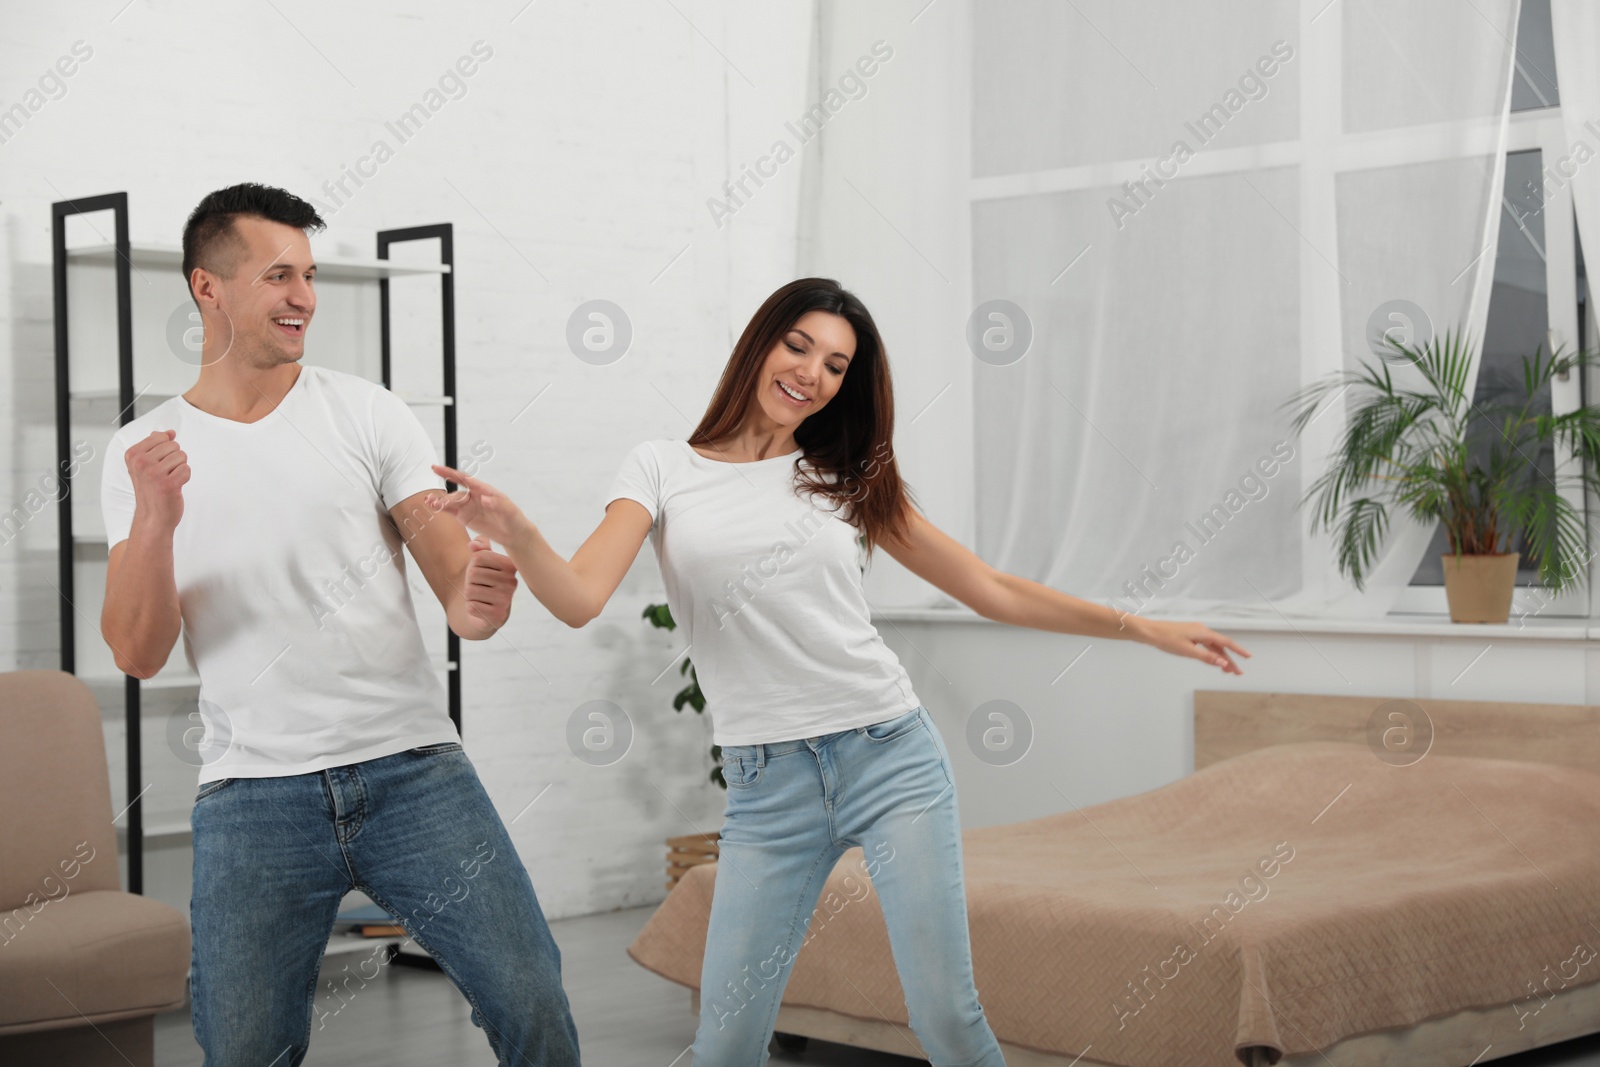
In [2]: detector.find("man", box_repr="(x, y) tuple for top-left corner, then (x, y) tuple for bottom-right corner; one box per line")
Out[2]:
(99, 182), (580, 1065)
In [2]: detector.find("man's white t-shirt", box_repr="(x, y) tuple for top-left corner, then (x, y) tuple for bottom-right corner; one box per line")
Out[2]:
(605, 439), (920, 746)
(101, 365), (460, 784)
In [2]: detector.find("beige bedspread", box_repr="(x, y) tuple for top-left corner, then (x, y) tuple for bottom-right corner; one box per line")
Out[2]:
(628, 741), (1600, 1066)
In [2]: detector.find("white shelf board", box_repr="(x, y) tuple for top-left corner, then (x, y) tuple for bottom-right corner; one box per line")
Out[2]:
(69, 390), (445, 408)
(71, 389), (177, 402)
(66, 242), (451, 279)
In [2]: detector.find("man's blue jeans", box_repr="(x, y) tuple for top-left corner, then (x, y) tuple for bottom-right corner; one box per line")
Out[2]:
(691, 706), (1006, 1066)
(189, 741), (581, 1066)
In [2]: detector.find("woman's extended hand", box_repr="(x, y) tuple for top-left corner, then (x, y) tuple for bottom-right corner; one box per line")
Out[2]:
(1135, 619), (1251, 675)
(428, 464), (533, 548)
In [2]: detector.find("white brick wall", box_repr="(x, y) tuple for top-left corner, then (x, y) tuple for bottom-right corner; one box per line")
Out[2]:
(0, 0), (815, 920)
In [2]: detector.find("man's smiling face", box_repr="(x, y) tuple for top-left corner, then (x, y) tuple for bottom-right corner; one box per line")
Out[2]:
(194, 214), (317, 369)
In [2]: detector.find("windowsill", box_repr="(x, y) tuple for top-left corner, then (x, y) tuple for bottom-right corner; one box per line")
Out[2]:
(869, 606), (1596, 641)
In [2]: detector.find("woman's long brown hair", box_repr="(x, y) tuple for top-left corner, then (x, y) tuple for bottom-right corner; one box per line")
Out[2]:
(688, 277), (917, 558)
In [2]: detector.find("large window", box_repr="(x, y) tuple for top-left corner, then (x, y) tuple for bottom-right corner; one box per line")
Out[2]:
(959, 0), (1593, 617)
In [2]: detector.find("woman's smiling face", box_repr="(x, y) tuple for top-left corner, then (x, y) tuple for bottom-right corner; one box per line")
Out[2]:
(754, 309), (856, 428)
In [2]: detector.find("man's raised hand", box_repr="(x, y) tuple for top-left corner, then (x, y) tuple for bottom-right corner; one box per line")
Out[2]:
(127, 430), (189, 531)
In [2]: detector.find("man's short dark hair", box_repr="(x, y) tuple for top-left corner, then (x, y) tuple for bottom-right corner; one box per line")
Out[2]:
(181, 182), (325, 299)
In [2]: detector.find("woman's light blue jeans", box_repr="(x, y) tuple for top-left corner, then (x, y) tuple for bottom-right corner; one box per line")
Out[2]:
(692, 706), (1006, 1066)
(188, 742), (581, 1066)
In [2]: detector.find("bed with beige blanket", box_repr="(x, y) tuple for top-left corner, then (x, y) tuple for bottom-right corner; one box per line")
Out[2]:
(628, 691), (1600, 1066)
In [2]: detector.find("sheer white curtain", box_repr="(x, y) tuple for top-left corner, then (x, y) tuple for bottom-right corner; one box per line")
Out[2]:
(803, 0), (1522, 618)
(796, 0), (978, 607)
(1552, 0), (1600, 338)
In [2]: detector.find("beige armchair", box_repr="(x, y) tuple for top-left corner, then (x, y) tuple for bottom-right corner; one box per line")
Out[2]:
(0, 670), (190, 1067)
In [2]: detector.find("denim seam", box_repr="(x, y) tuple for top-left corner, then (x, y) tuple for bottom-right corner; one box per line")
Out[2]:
(295, 893), (345, 1061)
(725, 755), (763, 790)
(811, 747), (843, 847)
(188, 897), (203, 1051)
(754, 843), (842, 1048)
(925, 716), (955, 788)
(323, 767), (370, 845)
(315, 774), (361, 886)
(343, 767), (369, 843)
(194, 777), (233, 802)
(861, 714), (925, 746)
(939, 1048), (1000, 1067)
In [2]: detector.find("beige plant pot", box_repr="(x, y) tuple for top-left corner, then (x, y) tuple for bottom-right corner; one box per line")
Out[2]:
(665, 831), (720, 890)
(1440, 552), (1520, 623)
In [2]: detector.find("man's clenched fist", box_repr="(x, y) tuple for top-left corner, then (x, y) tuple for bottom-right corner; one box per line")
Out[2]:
(126, 430), (190, 531)
(463, 534), (517, 630)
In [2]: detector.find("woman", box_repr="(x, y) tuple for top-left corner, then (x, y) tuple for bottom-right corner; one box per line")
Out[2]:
(428, 277), (1249, 1064)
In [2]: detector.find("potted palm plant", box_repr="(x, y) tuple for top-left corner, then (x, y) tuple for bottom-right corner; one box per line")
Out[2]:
(1283, 331), (1600, 622)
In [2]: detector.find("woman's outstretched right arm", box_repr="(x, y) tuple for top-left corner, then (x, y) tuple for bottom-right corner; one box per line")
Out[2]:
(427, 463), (652, 628)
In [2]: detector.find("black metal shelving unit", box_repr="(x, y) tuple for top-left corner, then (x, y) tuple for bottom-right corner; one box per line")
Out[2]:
(51, 193), (459, 894)
(379, 223), (460, 734)
(52, 191), (142, 889)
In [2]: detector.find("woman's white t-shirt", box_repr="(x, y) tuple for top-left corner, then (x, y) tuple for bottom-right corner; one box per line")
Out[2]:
(605, 439), (920, 746)
(100, 365), (460, 784)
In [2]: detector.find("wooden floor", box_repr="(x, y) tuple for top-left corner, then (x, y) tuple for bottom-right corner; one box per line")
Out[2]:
(151, 905), (1600, 1066)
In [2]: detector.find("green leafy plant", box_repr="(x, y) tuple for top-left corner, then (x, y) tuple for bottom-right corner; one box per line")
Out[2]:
(1282, 330), (1600, 592)
(642, 603), (722, 789)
